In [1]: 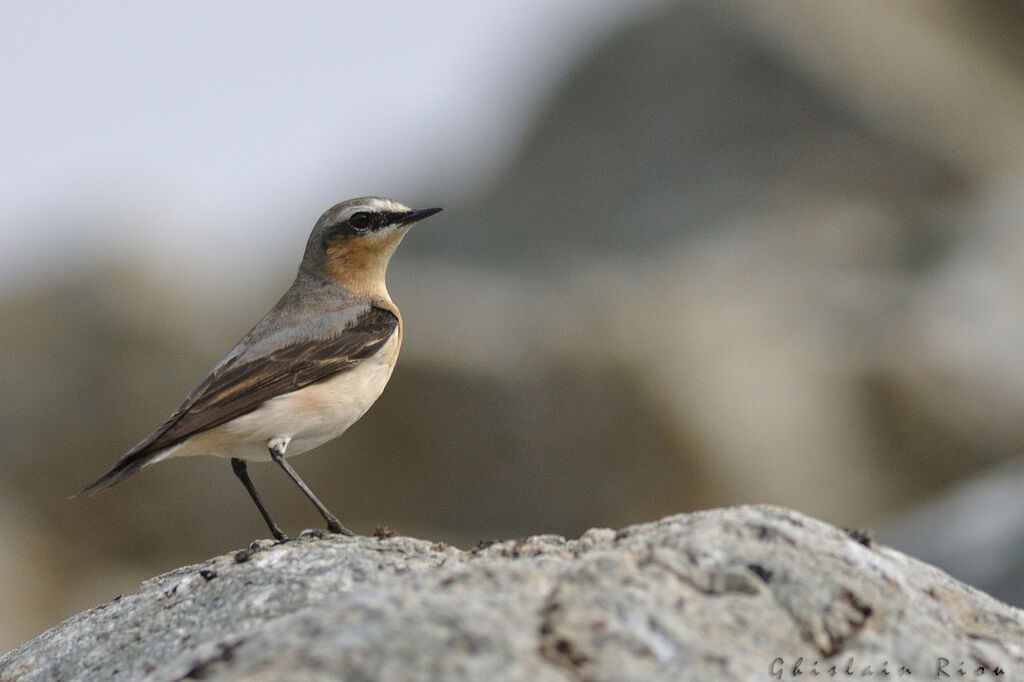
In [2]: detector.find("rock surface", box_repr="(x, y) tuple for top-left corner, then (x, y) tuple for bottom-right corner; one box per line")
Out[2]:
(2, 506), (1022, 681)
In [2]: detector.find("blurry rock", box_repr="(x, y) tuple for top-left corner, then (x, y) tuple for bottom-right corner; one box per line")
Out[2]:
(879, 457), (1024, 608)
(3, 506), (1022, 680)
(874, 175), (1024, 478)
(396, 0), (996, 523)
(390, 0), (1024, 526)
(718, 0), (1024, 179)
(0, 489), (61, 653)
(411, 1), (964, 267)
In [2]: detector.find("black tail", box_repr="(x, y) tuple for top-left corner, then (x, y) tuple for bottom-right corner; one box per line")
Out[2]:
(75, 453), (154, 497)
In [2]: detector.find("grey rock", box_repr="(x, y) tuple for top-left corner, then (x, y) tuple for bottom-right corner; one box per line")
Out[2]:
(2, 506), (1022, 681)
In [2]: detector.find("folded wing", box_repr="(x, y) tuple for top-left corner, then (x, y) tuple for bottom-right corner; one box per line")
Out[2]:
(81, 304), (398, 494)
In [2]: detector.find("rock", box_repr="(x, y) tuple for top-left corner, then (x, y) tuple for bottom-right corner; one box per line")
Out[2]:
(2, 506), (1021, 681)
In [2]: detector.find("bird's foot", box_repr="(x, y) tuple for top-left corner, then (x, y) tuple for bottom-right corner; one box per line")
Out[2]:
(326, 517), (354, 537)
(234, 538), (280, 563)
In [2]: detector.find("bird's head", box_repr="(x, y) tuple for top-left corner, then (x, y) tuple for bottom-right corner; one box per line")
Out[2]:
(300, 197), (441, 297)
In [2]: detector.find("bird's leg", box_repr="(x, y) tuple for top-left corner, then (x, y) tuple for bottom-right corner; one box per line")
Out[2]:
(231, 457), (289, 542)
(267, 437), (353, 537)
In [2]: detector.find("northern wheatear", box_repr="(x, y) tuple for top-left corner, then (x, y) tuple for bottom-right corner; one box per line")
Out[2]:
(82, 197), (441, 540)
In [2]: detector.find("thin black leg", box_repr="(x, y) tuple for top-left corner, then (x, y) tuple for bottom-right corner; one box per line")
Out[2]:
(268, 442), (353, 536)
(231, 457), (289, 542)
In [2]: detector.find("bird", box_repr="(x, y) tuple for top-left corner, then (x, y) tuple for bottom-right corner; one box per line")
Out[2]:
(81, 197), (442, 541)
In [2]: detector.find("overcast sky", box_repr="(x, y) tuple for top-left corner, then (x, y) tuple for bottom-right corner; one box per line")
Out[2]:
(0, 1), (658, 293)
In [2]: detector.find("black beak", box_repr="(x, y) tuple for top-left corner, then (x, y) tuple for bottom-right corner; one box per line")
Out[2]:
(399, 207), (443, 224)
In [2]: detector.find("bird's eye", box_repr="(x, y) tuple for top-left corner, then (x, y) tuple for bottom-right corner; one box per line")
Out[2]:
(349, 212), (371, 231)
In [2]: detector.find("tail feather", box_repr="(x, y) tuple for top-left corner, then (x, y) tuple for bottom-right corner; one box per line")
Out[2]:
(75, 450), (161, 497)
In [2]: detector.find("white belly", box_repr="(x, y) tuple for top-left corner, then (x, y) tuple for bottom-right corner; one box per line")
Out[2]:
(166, 333), (399, 462)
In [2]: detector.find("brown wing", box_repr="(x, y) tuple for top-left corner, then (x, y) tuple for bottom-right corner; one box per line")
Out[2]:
(81, 305), (398, 493)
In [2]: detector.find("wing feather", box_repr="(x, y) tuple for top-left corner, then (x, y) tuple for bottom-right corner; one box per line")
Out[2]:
(81, 305), (398, 493)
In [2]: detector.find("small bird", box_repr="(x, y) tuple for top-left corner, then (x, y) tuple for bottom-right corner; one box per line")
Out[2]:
(81, 197), (442, 540)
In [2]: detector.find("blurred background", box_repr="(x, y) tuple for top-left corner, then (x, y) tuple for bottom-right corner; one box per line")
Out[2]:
(4, 0), (1024, 652)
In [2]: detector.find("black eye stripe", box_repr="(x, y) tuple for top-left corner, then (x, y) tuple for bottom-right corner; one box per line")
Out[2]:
(353, 211), (408, 230)
(327, 210), (410, 239)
